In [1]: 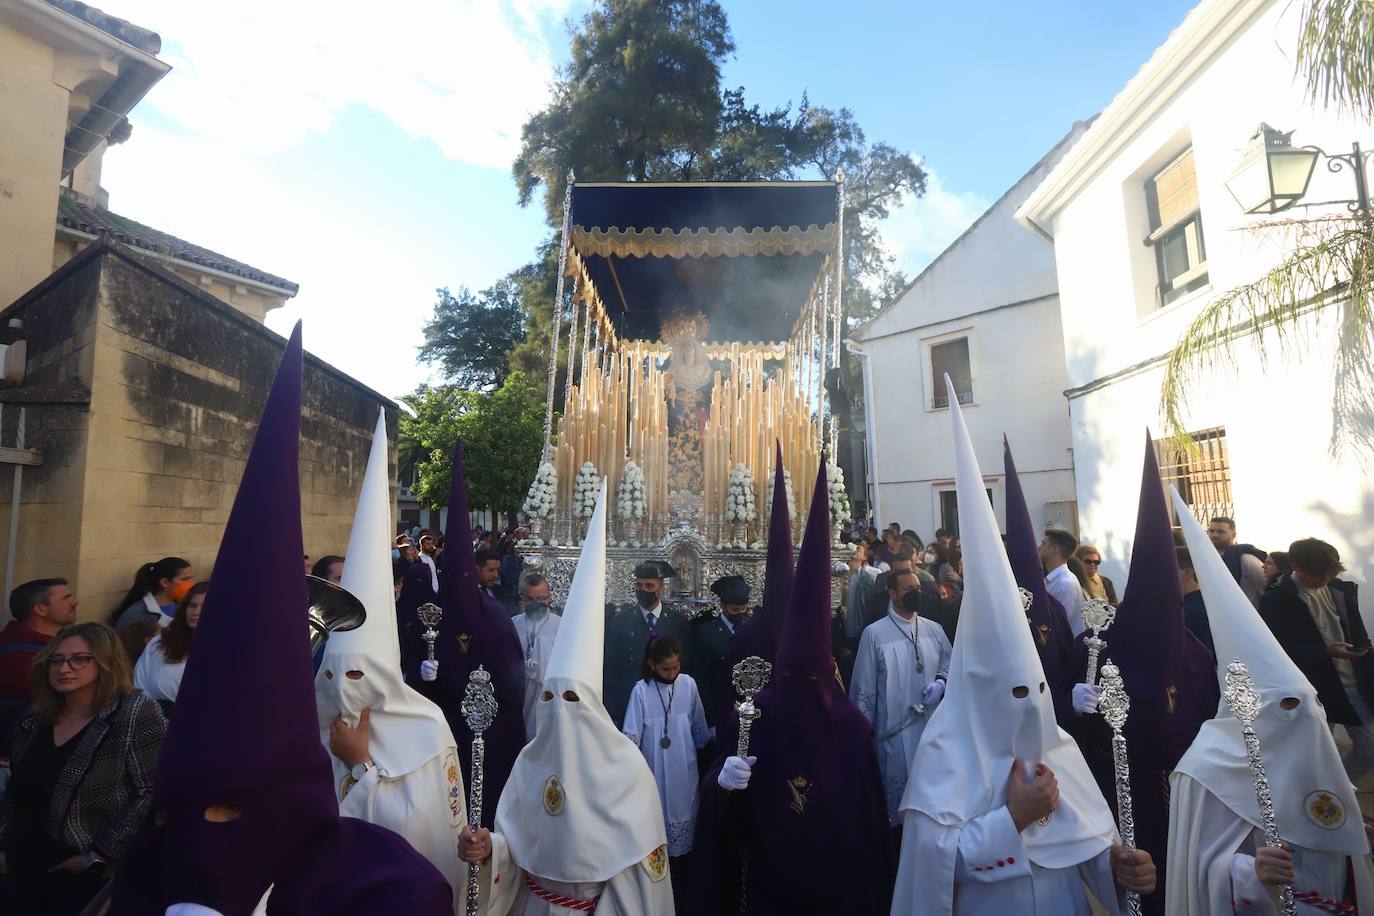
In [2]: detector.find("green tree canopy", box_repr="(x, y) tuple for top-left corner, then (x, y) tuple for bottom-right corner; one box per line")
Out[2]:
(418, 277), (528, 390)
(400, 372), (546, 516)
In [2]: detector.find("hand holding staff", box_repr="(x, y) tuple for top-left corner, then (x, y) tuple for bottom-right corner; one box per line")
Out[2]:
(418, 602), (443, 664)
(1222, 659), (1296, 916)
(461, 666), (499, 916)
(1097, 662), (1142, 916)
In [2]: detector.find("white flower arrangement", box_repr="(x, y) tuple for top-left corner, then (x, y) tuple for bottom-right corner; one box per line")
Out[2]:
(764, 465), (795, 522)
(573, 462), (601, 519)
(616, 461), (647, 520)
(827, 460), (851, 528)
(522, 462), (558, 519)
(724, 463), (757, 523)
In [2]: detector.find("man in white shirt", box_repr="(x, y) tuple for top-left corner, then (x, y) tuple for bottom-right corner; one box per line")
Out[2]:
(509, 573), (560, 741)
(850, 566), (951, 825)
(1041, 528), (1089, 636)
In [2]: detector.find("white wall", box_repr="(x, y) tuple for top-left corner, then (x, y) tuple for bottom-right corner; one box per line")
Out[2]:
(855, 129), (1085, 540)
(1037, 0), (1374, 583)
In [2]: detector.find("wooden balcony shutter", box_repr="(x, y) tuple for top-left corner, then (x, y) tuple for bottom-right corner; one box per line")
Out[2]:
(1149, 148), (1198, 235)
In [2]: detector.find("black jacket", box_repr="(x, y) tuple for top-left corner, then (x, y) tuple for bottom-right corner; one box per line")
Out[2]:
(0, 691), (166, 863)
(1259, 575), (1372, 725)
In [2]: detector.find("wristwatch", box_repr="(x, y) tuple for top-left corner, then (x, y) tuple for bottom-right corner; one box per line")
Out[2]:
(350, 760), (373, 782)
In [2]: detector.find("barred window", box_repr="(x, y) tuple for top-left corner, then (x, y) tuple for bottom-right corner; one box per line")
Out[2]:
(1156, 427), (1233, 524)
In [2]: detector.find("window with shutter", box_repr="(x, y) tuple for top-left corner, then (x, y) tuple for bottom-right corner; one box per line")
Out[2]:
(1145, 147), (1208, 307)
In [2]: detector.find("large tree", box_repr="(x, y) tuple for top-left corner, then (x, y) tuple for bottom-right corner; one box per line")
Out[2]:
(418, 275), (528, 390)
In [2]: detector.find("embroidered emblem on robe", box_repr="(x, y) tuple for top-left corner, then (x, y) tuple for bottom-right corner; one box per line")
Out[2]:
(457, 633), (472, 654)
(640, 844), (668, 882)
(787, 776), (811, 814)
(1305, 790), (1346, 829)
(445, 750), (463, 825)
(543, 776), (565, 816)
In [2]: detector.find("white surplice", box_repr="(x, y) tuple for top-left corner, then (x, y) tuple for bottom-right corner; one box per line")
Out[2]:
(1045, 564), (1088, 636)
(473, 833), (673, 915)
(850, 607), (951, 824)
(622, 673), (709, 855)
(340, 747), (468, 912)
(510, 610), (561, 741)
(892, 808), (1124, 915)
(133, 635), (187, 702)
(1166, 772), (1374, 915)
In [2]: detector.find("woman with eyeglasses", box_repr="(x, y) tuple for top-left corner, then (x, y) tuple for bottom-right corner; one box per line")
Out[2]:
(1075, 544), (1119, 605)
(0, 622), (166, 915)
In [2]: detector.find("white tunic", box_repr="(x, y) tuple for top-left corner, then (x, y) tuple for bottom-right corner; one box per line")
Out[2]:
(473, 833), (674, 915)
(510, 611), (561, 741)
(1046, 564), (1089, 636)
(1166, 771), (1374, 915)
(339, 747), (468, 914)
(850, 609), (951, 824)
(133, 636), (187, 702)
(892, 807), (1126, 915)
(621, 673), (709, 856)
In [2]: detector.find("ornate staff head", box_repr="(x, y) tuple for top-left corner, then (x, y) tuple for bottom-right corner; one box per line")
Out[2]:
(1082, 597), (1118, 636)
(462, 666), (499, 737)
(1223, 659), (1262, 728)
(733, 655), (772, 705)
(1098, 662), (1130, 733)
(417, 602), (444, 629)
(1018, 587), (1034, 615)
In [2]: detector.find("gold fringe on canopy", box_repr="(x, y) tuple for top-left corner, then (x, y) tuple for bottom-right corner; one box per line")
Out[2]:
(571, 223), (837, 260)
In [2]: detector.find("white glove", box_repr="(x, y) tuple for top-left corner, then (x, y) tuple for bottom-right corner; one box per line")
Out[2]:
(921, 679), (945, 707)
(420, 660), (439, 682)
(718, 755), (757, 791)
(1072, 683), (1100, 714)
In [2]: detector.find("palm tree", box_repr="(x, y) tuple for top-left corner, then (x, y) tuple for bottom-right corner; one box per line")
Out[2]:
(1159, 0), (1374, 457)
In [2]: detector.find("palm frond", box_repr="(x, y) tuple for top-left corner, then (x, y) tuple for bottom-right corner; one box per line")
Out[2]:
(1159, 217), (1374, 458)
(1297, 0), (1374, 118)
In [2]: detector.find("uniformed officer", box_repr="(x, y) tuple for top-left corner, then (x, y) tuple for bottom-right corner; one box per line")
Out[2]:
(602, 559), (689, 728)
(690, 575), (750, 735)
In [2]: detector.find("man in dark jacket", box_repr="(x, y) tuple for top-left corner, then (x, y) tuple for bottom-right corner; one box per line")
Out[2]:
(1259, 537), (1374, 781)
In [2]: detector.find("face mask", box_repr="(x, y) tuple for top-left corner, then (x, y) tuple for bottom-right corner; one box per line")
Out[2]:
(168, 579), (197, 603)
(901, 590), (921, 613)
(636, 589), (658, 610)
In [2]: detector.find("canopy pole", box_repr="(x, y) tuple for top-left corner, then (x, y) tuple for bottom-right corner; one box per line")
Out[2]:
(563, 274), (583, 422)
(830, 170), (846, 461)
(543, 170), (575, 463)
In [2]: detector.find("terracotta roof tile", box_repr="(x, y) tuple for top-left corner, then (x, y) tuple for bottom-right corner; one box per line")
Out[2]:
(57, 191), (300, 294)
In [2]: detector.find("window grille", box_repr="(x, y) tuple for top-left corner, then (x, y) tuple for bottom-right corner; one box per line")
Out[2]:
(1156, 427), (1233, 524)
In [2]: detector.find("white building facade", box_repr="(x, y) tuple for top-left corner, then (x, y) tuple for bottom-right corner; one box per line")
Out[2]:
(850, 126), (1088, 542)
(1018, 0), (1374, 586)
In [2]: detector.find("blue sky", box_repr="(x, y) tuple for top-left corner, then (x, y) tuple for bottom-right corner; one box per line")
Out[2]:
(97, 0), (1200, 400)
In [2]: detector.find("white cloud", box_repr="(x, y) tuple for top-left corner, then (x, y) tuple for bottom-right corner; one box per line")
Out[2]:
(104, 0), (578, 167)
(879, 165), (991, 279)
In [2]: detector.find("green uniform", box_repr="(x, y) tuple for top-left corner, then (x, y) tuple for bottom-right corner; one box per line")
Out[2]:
(688, 612), (738, 730)
(602, 603), (689, 728)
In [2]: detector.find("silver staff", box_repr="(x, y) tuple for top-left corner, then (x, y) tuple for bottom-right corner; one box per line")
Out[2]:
(1097, 662), (1142, 916)
(1222, 659), (1296, 916)
(732, 655), (773, 759)
(1081, 598), (1118, 686)
(731, 655), (773, 916)
(417, 602), (443, 662)
(461, 666), (499, 916)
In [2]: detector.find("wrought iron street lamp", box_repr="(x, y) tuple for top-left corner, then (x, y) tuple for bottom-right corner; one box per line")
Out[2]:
(1226, 123), (1372, 216)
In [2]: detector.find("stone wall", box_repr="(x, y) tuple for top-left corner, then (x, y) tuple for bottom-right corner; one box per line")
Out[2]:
(0, 242), (395, 621)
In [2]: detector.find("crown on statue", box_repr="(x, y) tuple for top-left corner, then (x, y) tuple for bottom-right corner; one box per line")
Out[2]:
(660, 311), (708, 344)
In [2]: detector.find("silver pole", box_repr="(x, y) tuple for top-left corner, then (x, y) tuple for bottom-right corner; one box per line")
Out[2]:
(542, 170), (575, 463)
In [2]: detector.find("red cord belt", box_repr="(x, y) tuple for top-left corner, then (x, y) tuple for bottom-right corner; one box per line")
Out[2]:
(524, 876), (601, 911)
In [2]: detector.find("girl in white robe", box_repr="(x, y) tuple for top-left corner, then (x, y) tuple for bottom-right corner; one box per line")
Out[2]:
(622, 633), (709, 856)
(133, 581), (207, 703)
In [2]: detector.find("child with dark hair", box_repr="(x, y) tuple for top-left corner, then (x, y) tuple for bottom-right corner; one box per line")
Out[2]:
(622, 633), (708, 861)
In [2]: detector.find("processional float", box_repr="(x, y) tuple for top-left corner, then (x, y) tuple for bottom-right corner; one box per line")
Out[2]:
(518, 177), (855, 614)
